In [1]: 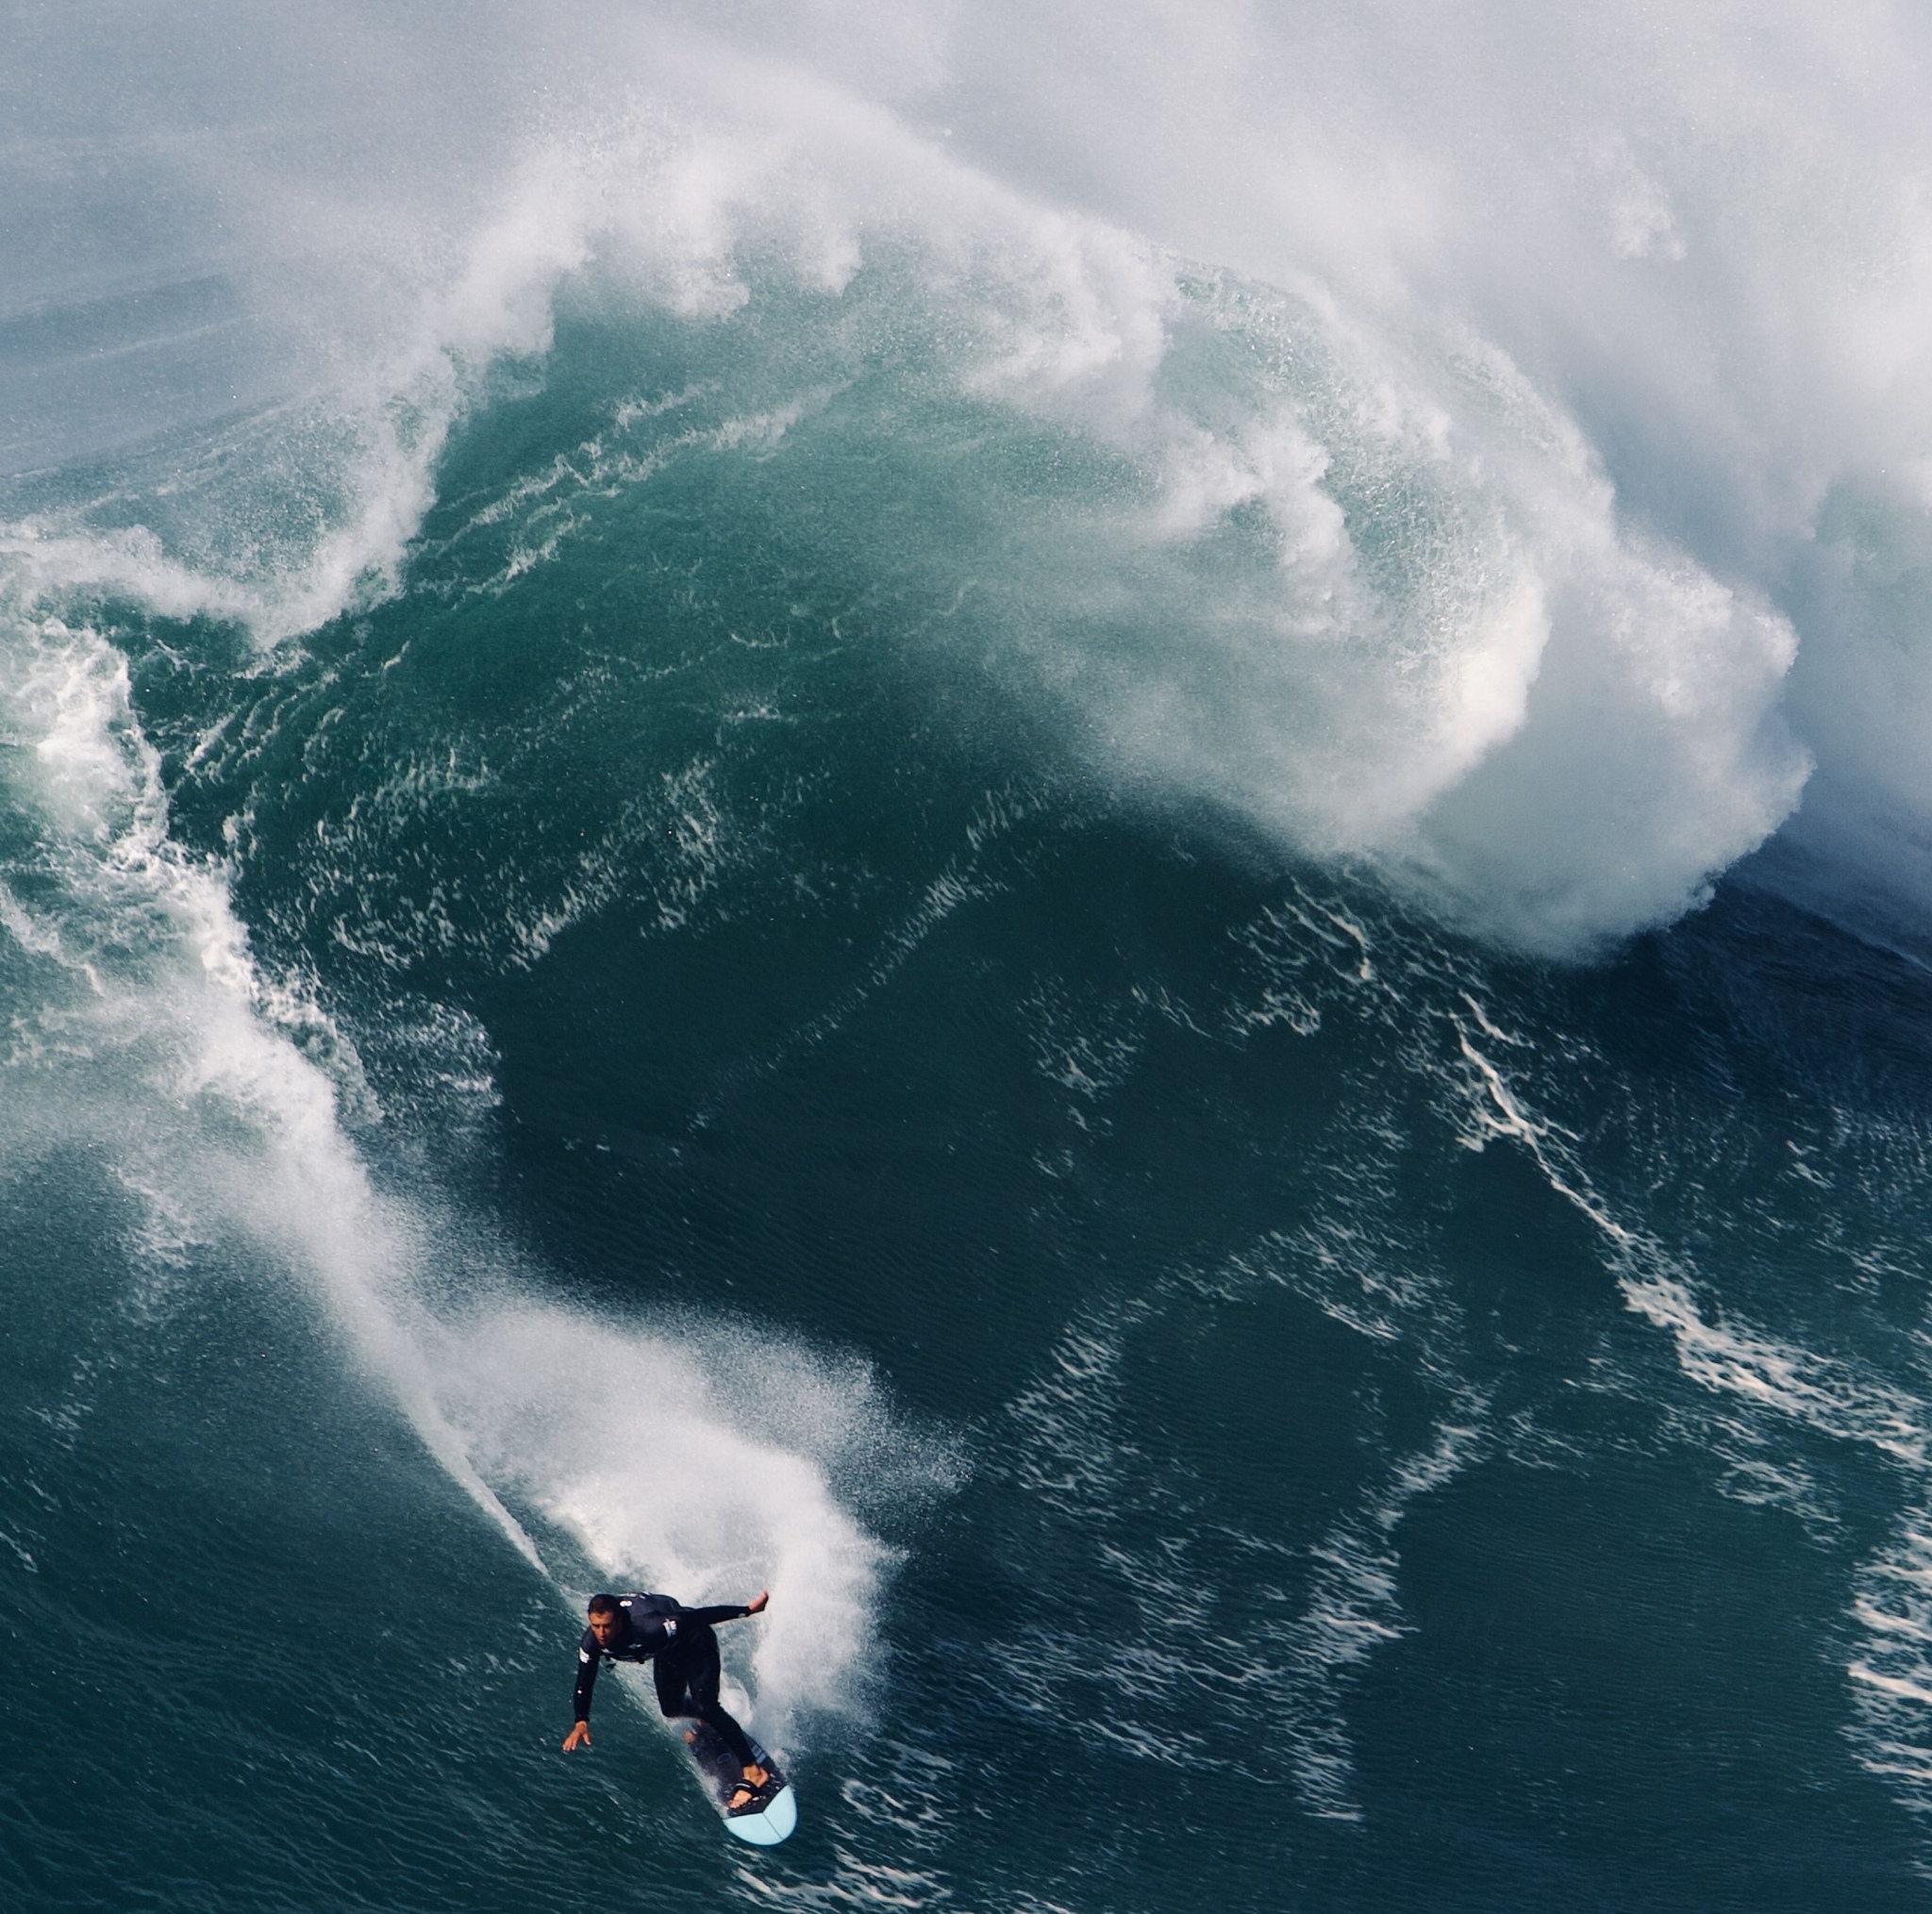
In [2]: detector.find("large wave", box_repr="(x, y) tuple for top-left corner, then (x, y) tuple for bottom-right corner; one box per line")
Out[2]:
(8, 2), (1932, 955)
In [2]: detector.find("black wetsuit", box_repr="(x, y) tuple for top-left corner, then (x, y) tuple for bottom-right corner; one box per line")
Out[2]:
(574, 1592), (759, 1770)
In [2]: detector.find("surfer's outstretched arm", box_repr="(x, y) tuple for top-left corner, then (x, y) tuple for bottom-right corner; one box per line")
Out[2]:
(677, 1590), (771, 1626)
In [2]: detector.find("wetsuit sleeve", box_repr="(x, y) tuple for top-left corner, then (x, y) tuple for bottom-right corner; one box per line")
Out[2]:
(573, 1636), (601, 1722)
(676, 1603), (753, 1626)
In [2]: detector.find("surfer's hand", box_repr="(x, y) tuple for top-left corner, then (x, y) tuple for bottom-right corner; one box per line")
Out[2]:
(747, 1589), (770, 1614)
(562, 1722), (592, 1752)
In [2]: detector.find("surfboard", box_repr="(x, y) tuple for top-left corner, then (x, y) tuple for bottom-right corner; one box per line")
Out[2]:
(682, 1721), (797, 1846)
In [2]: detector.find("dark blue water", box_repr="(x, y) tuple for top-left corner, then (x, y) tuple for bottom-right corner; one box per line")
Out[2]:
(8, 11), (1932, 1910)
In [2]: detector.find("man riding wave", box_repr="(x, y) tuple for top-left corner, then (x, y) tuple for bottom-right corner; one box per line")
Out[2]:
(562, 1589), (774, 1809)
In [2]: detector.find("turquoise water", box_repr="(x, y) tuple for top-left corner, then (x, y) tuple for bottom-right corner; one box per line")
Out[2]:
(9, 9), (1932, 1909)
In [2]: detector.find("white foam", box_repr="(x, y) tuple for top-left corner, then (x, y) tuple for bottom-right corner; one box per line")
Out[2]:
(15, 3), (1920, 947)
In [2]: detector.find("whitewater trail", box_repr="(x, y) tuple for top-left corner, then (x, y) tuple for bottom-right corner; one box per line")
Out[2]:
(0, 593), (910, 1746)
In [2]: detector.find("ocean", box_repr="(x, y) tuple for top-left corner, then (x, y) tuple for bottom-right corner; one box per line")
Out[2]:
(8, 7), (1932, 1909)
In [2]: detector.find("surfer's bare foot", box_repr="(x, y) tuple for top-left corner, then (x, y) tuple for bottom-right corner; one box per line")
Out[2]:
(728, 1763), (771, 1809)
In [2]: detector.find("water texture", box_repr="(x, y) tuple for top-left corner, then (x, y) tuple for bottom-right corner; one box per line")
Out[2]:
(7, 7), (1932, 1910)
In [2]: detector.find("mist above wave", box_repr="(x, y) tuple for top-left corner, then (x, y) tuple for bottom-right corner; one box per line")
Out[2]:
(8, 1), (1932, 953)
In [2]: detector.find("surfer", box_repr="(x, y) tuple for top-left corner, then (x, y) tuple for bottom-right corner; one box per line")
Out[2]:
(562, 1589), (774, 1808)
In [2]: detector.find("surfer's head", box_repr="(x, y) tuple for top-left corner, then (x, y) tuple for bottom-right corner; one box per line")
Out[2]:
(587, 1593), (626, 1648)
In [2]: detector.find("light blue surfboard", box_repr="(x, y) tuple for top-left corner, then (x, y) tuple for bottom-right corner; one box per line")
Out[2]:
(684, 1723), (797, 1846)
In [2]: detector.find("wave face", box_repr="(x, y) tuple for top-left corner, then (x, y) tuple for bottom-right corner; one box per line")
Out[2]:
(8, 7), (1932, 1912)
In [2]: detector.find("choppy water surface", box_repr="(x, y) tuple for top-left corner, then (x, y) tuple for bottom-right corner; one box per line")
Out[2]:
(8, 8), (1932, 1909)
